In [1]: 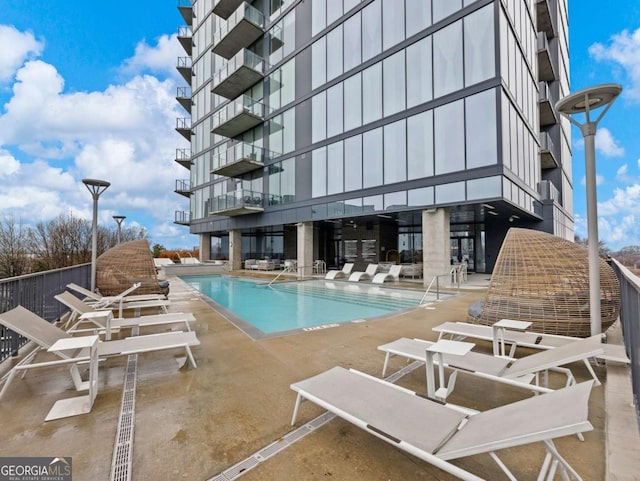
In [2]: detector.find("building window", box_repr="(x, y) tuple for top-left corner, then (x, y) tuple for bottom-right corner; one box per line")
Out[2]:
(383, 119), (407, 185)
(464, 4), (496, 87)
(433, 20), (463, 98)
(465, 88), (498, 168)
(434, 99), (464, 174)
(407, 110), (434, 180)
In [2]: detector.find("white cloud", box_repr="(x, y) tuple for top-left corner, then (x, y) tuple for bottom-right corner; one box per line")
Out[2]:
(0, 150), (20, 177)
(595, 128), (625, 157)
(120, 34), (184, 81)
(598, 184), (640, 216)
(0, 25), (43, 83)
(589, 27), (640, 102)
(598, 214), (640, 249)
(0, 29), (192, 247)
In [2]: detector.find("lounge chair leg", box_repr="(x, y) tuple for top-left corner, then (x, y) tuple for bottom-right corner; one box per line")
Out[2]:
(583, 358), (601, 386)
(543, 440), (585, 481)
(382, 353), (391, 377)
(291, 394), (303, 425)
(488, 452), (517, 481)
(185, 347), (197, 368)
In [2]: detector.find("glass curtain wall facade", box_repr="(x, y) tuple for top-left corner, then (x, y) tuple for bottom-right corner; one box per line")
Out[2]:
(174, 0), (572, 275)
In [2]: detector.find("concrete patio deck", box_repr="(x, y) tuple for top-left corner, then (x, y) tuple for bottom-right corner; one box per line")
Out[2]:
(0, 274), (636, 480)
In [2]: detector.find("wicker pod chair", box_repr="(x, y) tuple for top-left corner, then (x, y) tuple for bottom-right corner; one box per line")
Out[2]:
(468, 228), (620, 337)
(96, 239), (169, 297)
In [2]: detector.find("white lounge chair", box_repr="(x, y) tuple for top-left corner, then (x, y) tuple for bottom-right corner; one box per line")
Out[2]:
(0, 306), (199, 401)
(324, 263), (354, 280)
(55, 291), (194, 336)
(372, 265), (402, 284)
(378, 335), (604, 398)
(56, 288), (169, 321)
(291, 366), (594, 481)
(433, 320), (630, 363)
(67, 282), (166, 306)
(348, 264), (378, 282)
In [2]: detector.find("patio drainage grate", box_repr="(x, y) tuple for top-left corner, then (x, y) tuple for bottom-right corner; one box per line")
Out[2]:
(110, 327), (140, 481)
(207, 361), (422, 481)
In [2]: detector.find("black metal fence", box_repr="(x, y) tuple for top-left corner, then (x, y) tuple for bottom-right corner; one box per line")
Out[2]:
(610, 259), (640, 428)
(0, 264), (90, 362)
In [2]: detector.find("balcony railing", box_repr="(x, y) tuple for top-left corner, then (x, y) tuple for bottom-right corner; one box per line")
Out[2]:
(211, 142), (273, 178)
(175, 148), (192, 169)
(536, 0), (556, 39)
(538, 81), (558, 127)
(176, 117), (192, 140)
(175, 179), (192, 197)
(609, 259), (640, 429)
(0, 264), (90, 364)
(176, 86), (192, 113)
(174, 210), (191, 225)
(213, 2), (265, 59)
(207, 189), (265, 216)
(176, 56), (193, 83)
(178, 25), (193, 55)
(537, 32), (556, 82)
(213, 0), (245, 19)
(539, 131), (558, 169)
(212, 49), (266, 100)
(211, 95), (267, 138)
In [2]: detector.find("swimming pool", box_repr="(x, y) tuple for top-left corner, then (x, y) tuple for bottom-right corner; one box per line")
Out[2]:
(180, 275), (431, 338)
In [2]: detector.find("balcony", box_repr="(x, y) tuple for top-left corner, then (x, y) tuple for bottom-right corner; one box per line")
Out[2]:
(176, 117), (192, 140)
(211, 95), (267, 138)
(537, 32), (556, 82)
(211, 142), (274, 178)
(538, 82), (558, 127)
(178, 0), (193, 25)
(539, 131), (559, 169)
(536, 0), (556, 39)
(213, 0), (245, 19)
(212, 2), (265, 60)
(212, 49), (266, 100)
(177, 25), (193, 55)
(175, 148), (192, 169)
(207, 189), (264, 216)
(177, 56), (193, 83)
(176, 86), (192, 113)
(174, 210), (191, 225)
(175, 179), (192, 197)
(537, 179), (559, 202)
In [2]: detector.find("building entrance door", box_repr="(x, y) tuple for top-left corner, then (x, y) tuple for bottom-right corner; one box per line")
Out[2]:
(450, 237), (475, 271)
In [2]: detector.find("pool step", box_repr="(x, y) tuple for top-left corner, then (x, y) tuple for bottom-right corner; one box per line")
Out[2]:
(270, 282), (421, 310)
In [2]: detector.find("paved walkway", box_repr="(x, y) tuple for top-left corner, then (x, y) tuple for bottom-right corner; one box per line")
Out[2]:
(0, 275), (636, 480)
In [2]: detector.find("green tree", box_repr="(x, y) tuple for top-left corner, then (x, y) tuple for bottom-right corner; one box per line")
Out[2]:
(152, 243), (166, 258)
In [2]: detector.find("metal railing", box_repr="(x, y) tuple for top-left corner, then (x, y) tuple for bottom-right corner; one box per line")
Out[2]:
(0, 264), (90, 363)
(213, 2), (264, 45)
(213, 49), (266, 87)
(610, 259), (640, 428)
(207, 189), (264, 213)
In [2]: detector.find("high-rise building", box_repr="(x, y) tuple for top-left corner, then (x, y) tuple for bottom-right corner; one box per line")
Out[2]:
(175, 0), (571, 280)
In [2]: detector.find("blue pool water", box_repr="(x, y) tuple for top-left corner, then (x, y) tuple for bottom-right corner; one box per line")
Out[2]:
(180, 275), (426, 335)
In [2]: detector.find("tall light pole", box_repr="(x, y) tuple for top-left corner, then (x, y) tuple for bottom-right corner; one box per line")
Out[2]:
(555, 83), (622, 336)
(83, 179), (111, 292)
(113, 215), (126, 245)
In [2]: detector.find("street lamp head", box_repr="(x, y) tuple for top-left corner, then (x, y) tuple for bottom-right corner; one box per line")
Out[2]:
(555, 83), (622, 125)
(113, 215), (126, 223)
(82, 178), (111, 197)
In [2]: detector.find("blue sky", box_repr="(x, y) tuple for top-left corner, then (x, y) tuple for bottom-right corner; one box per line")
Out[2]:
(0, 1), (639, 251)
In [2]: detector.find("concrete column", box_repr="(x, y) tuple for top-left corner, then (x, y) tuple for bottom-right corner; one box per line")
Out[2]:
(422, 208), (450, 286)
(229, 229), (242, 271)
(297, 222), (314, 277)
(199, 233), (211, 262)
